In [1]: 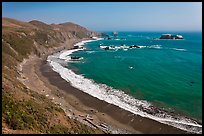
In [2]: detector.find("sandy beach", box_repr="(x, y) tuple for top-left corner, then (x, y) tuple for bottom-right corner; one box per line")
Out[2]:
(18, 38), (188, 134)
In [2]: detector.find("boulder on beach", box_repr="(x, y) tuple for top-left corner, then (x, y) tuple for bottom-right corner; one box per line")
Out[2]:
(73, 46), (79, 49)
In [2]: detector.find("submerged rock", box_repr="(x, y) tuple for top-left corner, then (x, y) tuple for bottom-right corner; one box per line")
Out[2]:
(104, 47), (109, 50)
(159, 34), (184, 39)
(71, 56), (81, 60)
(129, 45), (140, 48)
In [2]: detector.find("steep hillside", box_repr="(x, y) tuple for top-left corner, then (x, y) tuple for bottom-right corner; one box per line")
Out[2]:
(2, 17), (103, 134)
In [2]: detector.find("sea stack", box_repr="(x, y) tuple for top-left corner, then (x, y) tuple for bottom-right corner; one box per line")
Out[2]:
(159, 34), (184, 39)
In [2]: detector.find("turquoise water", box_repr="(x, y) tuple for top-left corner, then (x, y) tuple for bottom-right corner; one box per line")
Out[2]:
(68, 32), (202, 122)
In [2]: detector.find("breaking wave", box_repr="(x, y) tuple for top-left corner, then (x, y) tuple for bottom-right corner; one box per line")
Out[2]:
(99, 44), (162, 50)
(170, 48), (187, 52)
(99, 45), (188, 52)
(47, 39), (202, 134)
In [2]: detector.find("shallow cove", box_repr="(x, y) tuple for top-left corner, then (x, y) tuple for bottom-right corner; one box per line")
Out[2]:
(47, 32), (202, 133)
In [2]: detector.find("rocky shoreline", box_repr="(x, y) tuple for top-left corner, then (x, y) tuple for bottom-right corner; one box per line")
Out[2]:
(17, 37), (191, 134)
(17, 38), (135, 134)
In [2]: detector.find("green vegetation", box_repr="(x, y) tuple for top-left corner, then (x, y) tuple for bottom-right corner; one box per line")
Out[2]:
(49, 125), (71, 134)
(2, 17), (102, 134)
(2, 32), (33, 60)
(76, 32), (88, 39)
(2, 87), (97, 134)
(2, 41), (18, 59)
(3, 93), (36, 130)
(32, 30), (49, 45)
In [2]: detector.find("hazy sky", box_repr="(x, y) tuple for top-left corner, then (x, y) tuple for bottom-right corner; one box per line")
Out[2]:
(2, 2), (202, 32)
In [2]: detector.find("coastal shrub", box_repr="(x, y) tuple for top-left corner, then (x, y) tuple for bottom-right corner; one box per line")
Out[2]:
(33, 31), (49, 45)
(22, 114), (35, 129)
(74, 125), (92, 134)
(2, 17), (104, 134)
(53, 106), (64, 113)
(3, 93), (47, 131)
(2, 53), (18, 70)
(2, 93), (25, 130)
(2, 41), (18, 60)
(30, 91), (46, 101)
(69, 120), (93, 134)
(49, 125), (71, 134)
(75, 32), (87, 39)
(2, 32), (33, 58)
(10, 115), (27, 130)
(15, 28), (31, 36)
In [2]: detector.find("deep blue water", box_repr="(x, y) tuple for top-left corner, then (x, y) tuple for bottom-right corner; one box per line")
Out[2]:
(68, 32), (202, 122)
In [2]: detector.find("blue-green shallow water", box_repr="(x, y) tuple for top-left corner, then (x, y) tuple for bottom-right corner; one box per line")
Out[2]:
(68, 32), (202, 122)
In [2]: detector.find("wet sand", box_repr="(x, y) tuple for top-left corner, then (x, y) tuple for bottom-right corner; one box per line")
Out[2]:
(19, 38), (188, 134)
(39, 59), (187, 133)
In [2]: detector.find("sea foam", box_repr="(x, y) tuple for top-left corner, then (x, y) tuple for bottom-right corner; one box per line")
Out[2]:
(47, 39), (202, 134)
(99, 45), (189, 53)
(171, 48), (187, 51)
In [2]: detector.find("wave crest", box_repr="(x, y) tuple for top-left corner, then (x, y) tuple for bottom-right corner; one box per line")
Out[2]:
(47, 39), (201, 134)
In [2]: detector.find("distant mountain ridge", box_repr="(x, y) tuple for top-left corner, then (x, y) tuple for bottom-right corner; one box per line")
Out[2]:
(2, 17), (101, 58)
(59, 22), (90, 31)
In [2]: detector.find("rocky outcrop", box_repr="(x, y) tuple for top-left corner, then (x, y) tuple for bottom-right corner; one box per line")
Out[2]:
(159, 34), (184, 39)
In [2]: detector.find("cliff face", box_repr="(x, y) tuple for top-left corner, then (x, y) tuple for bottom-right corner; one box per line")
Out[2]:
(2, 17), (101, 58)
(2, 17), (102, 134)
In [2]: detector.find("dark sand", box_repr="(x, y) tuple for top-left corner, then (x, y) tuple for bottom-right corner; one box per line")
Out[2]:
(18, 37), (189, 134)
(39, 59), (188, 134)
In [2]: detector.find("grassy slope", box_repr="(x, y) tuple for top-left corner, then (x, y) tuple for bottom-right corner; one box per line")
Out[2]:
(2, 17), (102, 134)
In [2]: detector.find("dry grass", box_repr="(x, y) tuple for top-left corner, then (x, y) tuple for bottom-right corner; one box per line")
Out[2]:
(2, 17), (103, 134)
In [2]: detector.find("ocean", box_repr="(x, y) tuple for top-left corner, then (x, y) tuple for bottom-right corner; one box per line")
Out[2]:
(47, 32), (202, 133)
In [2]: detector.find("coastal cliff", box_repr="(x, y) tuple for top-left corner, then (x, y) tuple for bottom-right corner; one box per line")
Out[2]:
(2, 17), (103, 134)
